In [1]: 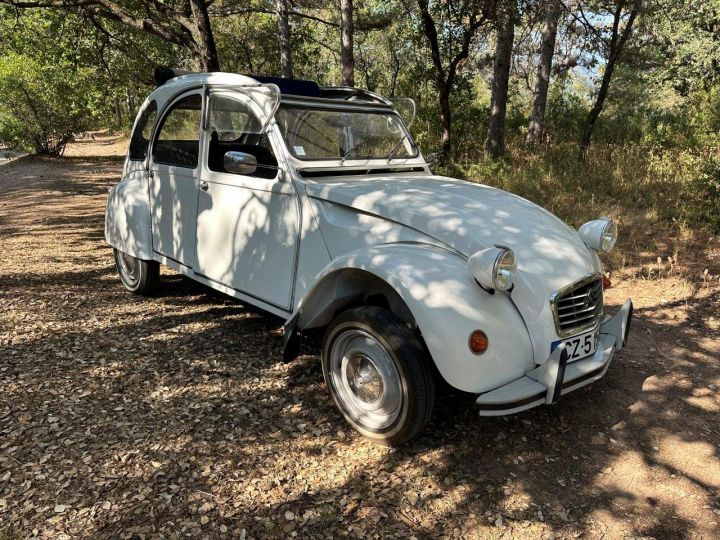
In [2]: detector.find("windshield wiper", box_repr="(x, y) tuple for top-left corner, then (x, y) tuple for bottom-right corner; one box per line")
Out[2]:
(340, 143), (363, 165)
(385, 134), (408, 164)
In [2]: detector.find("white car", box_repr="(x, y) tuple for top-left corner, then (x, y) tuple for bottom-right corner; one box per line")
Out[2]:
(105, 69), (633, 445)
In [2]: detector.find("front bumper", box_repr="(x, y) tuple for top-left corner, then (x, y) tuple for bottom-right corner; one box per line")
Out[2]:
(476, 299), (633, 416)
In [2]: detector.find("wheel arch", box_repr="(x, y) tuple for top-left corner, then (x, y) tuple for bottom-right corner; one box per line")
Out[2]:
(296, 267), (415, 330)
(285, 245), (535, 394)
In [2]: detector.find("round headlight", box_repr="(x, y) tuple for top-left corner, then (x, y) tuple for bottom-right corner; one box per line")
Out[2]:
(468, 246), (517, 292)
(601, 220), (617, 252)
(578, 218), (617, 253)
(493, 248), (517, 291)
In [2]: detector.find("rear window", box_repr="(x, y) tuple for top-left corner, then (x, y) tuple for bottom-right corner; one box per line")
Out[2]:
(129, 101), (157, 161)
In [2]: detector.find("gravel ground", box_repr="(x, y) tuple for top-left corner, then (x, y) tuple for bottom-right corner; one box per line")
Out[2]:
(1, 138), (719, 539)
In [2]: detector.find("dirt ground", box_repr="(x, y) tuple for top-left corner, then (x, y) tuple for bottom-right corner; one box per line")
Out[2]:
(1, 136), (719, 539)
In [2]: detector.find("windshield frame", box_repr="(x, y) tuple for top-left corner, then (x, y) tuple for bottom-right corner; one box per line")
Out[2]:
(275, 97), (420, 162)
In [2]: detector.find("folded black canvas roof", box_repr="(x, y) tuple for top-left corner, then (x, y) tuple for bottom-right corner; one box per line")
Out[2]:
(248, 75), (322, 98)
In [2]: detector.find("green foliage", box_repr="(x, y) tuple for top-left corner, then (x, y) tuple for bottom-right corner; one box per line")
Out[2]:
(0, 53), (99, 154)
(0, 7), (177, 136)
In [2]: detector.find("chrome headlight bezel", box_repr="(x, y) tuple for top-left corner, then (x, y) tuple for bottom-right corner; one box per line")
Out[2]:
(468, 246), (517, 292)
(578, 218), (617, 253)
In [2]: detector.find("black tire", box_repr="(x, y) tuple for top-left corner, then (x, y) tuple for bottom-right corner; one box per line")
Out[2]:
(321, 306), (435, 446)
(113, 248), (159, 295)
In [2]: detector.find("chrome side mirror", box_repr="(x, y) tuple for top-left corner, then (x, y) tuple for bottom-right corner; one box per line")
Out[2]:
(224, 151), (257, 175)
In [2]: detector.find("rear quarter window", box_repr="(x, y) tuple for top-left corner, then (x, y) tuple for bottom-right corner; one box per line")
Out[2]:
(129, 101), (158, 161)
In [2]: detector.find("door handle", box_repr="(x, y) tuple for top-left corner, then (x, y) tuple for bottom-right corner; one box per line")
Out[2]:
(199, 180), (209, 191)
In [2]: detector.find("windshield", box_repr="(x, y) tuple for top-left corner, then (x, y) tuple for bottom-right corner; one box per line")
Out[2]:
(275, 106), (418, 161)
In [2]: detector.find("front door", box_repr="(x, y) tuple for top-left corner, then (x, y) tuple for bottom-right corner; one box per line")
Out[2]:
(149, 92), (203, 266)
(194, 91), (299, 309)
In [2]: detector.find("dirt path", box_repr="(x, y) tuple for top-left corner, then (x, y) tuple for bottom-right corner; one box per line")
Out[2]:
(1, 141), (719, 539)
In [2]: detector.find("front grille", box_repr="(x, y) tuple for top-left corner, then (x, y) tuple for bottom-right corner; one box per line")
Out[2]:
(551, 275), (603, 336)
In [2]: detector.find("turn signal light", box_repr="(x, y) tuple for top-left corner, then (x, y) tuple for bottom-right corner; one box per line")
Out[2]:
(602, 275), (612, 290)
(469, 330), (489, 355)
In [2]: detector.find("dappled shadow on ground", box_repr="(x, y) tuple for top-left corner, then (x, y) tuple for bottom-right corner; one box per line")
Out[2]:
(0, 156), (718, 539)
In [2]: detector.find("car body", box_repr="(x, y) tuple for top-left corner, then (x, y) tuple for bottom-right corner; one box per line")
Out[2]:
(105, 69), (633, 445)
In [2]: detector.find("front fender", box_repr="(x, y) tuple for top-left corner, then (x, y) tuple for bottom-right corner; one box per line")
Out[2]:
(105, 174), (153, 260)
(292, 244), (534, 394)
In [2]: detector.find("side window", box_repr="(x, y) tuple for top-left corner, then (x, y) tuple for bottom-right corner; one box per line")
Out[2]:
(207, 94), (277, 179)
(152, 94), (202, 169)
(128, 101), (157, 160)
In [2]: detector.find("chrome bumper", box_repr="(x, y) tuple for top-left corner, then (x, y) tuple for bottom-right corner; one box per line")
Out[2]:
(476, 299), (633, 416)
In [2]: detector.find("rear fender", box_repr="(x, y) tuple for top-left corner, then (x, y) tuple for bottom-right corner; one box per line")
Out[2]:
(105, 173), (153, 260)
(289, 244), (534, 394)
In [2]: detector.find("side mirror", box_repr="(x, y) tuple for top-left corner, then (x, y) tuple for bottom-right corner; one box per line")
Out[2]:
(389, 97), (417, 127)
(224, 151), (257, 175)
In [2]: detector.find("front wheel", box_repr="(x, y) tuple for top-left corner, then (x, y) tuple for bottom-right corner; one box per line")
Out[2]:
(113, 248), (159, 295)
(321, 306), (435, 446)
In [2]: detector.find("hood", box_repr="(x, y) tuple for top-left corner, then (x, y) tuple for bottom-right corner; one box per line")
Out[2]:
(305, 175), (599, 292)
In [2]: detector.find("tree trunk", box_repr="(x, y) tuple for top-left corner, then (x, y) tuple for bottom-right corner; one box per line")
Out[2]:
(578, 63), (614, 158)
(578, 0), (640, 159)
(438, 84), (452, 156)
(526, 0), (561, 146)
(340, 0), (355, 86)
(486, 4), (515, 158)
(114, 95), (122, 126)
(189, 0), (220, 71)
(418, 1), (454, 158)
(276, 0), (294, 78)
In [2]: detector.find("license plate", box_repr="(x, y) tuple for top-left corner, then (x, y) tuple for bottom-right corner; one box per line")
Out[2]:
(551, 328), (599, 362)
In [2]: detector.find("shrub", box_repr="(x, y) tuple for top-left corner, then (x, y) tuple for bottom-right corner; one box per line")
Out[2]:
(0, 53), (97, 155)
(685, 151), (720, 231)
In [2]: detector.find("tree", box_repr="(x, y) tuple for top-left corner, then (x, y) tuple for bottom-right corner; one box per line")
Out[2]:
(0, 0), (220, 71)
(417, 0), (494, 157)
(577, 0), (641, 158)
(485, 0), (515, 157)
(526, 0), (562, 146)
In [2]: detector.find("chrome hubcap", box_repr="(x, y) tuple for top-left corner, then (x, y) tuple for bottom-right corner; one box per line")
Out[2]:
(346, 354), (384, 403)
(329, 329), (403, 430)
(118, 252), (139, 286)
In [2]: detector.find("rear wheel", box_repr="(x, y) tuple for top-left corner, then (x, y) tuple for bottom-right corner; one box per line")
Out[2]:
(113, 248), (159, 295)
(321, 306), (435, 446)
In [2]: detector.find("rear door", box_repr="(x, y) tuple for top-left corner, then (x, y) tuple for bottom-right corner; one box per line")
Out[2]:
(193, 91), (299, 309)
(148, 91), (203, 266)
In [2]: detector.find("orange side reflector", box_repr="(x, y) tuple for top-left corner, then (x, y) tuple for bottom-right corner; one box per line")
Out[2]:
(469, 330), (489, 355)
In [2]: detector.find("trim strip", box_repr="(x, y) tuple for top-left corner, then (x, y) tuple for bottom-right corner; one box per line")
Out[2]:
(561, 365), (605, 389)
(476, 392), (546, 411)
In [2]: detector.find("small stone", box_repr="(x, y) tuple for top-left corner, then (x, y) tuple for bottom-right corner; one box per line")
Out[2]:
(284, 510), (295, 521)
